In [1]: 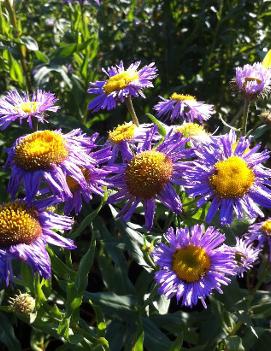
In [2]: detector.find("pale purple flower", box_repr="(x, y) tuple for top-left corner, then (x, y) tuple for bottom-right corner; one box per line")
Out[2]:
(154, 93), (215, 123)
(108, 126), (193, 230)
(247, 218), (271, 261)
(88, 61), (158, 112)
(152, 225), (236, 308)
(183, 130), (271, 225)
(0, 199), (75, 285)
(0, 89), (59, 130)
(235, 62), (271, 97)
(230, 237), (260, 277)
(6, 129), (97, 202)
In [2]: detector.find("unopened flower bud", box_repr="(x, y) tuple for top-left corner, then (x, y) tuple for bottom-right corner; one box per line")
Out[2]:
(9, 292), (35, 315)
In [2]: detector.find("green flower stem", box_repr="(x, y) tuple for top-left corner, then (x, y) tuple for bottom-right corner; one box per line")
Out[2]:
(4, 0), (31, 92)
(126, 96), (140, 126)
(241, 98), (250, 136)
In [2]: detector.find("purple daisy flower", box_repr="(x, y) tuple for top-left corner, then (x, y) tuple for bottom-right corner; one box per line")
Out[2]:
(230, 237), (260, 277)
(234, 62), (271, 98)
(64, 135), (112, 215)
(0, 199), (75, 285)
(246, 219), (271, 261)
(88, 61), (158, 112)
(154, 93), (215, 123)
(0, 89), (59, 130)
(183, 130), (271, 225)
(108, 127), (193, 230)
(6, 129), (97, 202)
(152, 225), (236, 308)
(107, 122), (156, 163)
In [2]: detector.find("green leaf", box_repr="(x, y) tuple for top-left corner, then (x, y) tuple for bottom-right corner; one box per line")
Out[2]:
(57, 316), (71, 340)
(143, 317), (173, 351)
(85, 292), (138, 319)
(132, 331), (144, 351)
(169, 333), (184, 351)
(8, 51), (24, 86)
(57, 43), (77, 57)
(224, 336), (245, 351)
(145, 113), (167, 137)
(65, 232), (96, 322)
(0, 313), (21, 351)
(34, 50), (49, 63)
(72, 189), (108, 238)
(75, 235), (96, 296)
(48, 247), (75, 280)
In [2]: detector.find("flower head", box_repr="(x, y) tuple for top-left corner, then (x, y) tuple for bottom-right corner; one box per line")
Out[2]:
(88, 61), (157, 112)
(154, 93), (215, 123)
(152, 225), (236, 308)
(6, 129), (96, 202)
(234, 63), (271, 98)
(9, 292), (35, 314)
(108, 127), (193, 229)
(0, 90), (59, 130)
(247, 218), (271, 261)
(230, 237), (260, 277)
(0, 199), (74, 284)
(183, 130), (271, 225)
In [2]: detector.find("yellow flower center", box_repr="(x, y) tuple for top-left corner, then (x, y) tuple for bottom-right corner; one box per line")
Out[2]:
(125, 150), (173, 199)
(261, 220), (271, 236)
(14, 130), (69, 171)
(66, 169), (91, 193)
(209, 156), (255, 198)
(108, 122), (136, 144)
(172, 245), (211, 283)
(0, 201), (42, 247)
(18, 102), (40, 114)
(176, 123), (207, 138)
(103, 70), (139, 94)
(171, 93), (196, 101)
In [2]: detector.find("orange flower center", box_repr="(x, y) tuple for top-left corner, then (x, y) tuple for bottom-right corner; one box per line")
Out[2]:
(172, 245), (211, 283)
(125, 150), (173, 199)
(0, 201), (42, 247)
(14, 130), (69, 171)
